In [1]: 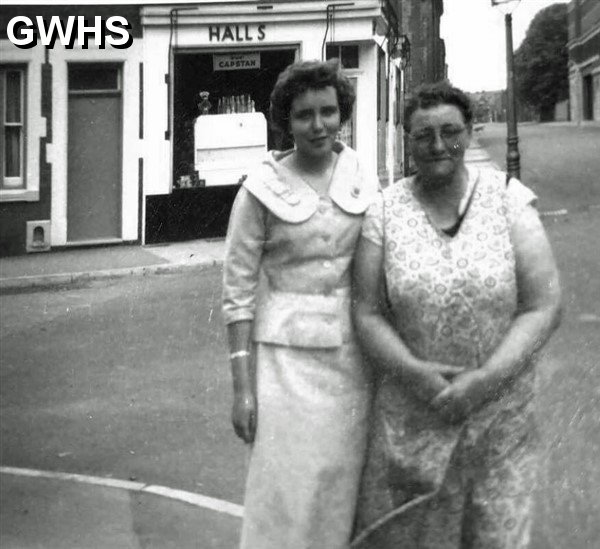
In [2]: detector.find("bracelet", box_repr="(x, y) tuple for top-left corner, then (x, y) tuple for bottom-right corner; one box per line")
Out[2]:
(230, 350), (250, 360)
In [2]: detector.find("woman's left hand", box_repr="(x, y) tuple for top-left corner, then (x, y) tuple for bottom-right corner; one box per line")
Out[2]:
(430, 369), (491, 423)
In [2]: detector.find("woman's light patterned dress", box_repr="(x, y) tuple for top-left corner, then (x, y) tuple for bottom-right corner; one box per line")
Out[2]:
(352, 166), (540, 549)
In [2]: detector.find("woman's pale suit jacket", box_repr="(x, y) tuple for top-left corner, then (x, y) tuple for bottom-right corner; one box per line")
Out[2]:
(222, 142), (379, 548)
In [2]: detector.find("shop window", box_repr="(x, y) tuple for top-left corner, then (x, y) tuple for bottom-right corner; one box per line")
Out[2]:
(172, 49), (296, 187)
(1, 66), (26, 190)
(69, 64), (120, 93)
(326, 44), (359, 69)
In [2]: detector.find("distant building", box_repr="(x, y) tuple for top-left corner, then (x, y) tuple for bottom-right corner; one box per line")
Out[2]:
(396, 0), (446, 90)
(468, 90), (538, 125)
(390, 0), (445, 176)
(568, 0), (600, 122)
(468, 91), (505, 123)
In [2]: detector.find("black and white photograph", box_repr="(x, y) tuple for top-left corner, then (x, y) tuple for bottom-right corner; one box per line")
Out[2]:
(0, 0), (599, 547)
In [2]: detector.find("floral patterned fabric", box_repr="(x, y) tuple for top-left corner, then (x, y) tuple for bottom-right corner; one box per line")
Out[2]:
(352, 166), (540, 549)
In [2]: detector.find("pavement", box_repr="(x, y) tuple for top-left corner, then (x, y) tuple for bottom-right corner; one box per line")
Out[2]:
(0, 238), (226, 293)
(464, 131), (500, 169)
(0, 139), (498, 548)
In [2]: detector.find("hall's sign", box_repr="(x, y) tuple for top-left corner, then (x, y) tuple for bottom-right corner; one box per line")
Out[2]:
(208, 24), (266, 42)
(213, 52), (261, 71)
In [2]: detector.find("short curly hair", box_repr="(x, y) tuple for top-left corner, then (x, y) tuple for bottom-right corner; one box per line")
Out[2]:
(404, 80), (473, 133)
(269, 59), (355, 135)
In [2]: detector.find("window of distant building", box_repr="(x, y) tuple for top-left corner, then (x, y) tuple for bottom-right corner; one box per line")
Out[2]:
(1, 65), (26, 190)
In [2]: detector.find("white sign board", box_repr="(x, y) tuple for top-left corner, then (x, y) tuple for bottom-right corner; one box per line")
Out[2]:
(213, 53), (260, 71)
(194, 112), (267, 186)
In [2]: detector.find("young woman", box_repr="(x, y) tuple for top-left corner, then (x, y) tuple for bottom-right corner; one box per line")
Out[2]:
(222, 60), (378, 548)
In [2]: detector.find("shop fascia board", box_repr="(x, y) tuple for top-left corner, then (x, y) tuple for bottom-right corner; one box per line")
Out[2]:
(141, 1), (383, 26)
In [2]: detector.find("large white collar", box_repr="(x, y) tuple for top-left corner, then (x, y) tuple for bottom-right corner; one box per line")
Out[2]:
(243, 142), (379, 222)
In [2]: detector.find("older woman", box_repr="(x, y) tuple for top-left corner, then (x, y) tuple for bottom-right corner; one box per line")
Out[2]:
(222, 60), (378, 548)
(351, 81), (561, 548)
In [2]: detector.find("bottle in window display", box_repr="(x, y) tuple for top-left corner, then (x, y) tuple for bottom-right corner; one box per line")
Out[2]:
(198, 91), (211, 115)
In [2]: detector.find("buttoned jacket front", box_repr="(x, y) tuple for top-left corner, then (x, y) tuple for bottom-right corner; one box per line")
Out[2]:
(223, 142), (378, 348)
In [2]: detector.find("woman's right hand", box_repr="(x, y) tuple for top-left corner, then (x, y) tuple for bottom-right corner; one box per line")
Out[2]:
(232, 390), (257, 444)
(409, 362), (465, 405)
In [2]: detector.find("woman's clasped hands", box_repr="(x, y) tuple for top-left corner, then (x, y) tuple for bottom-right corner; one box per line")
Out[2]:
(411, 362), (491, 423)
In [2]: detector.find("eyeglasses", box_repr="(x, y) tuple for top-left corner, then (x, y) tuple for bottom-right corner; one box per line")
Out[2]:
(409, 125), (467, 147)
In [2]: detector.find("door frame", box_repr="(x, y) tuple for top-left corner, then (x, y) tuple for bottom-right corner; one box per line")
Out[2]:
(66, 62), (123, 245)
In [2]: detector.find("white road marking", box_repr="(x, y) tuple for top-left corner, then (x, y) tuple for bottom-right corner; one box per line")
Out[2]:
(0, 466), (243, 518)
(143, 485), (243, 517)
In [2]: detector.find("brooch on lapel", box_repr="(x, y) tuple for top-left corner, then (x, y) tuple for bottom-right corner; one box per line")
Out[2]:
(263, 178), (301, 206)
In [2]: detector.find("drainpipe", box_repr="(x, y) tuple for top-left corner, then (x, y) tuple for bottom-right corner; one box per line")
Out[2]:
(321, 3), (354, 60)
(165, 6), (197, 141)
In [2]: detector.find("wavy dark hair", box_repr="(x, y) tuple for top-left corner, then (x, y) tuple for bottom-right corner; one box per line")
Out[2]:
(404, 80), (473, 132)
(269, 59), (355, 135)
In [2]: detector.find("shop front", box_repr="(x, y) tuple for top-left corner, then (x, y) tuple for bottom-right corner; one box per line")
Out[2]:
(141, 0), (390, 244)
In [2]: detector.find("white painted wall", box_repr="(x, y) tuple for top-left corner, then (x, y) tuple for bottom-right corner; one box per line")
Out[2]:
(48, 42), (143, 245)
(355, 43), (379, 180)
(141, 28), (172, 197)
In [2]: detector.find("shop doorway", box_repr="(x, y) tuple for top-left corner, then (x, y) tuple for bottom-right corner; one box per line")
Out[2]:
(67, 64), (122, 243)
(172, 48), (296, 186)
(145, 48), (296, 245)
(583, 74), (594, 121)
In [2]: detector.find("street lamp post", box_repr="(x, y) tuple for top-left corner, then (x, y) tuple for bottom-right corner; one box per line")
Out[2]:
(398, 36), (410, 176)
(492, 0), (521, 181)
(390, 34), (411, 177)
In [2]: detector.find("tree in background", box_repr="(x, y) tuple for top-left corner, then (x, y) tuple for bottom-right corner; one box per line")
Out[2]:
(514, 3), (569, 122)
